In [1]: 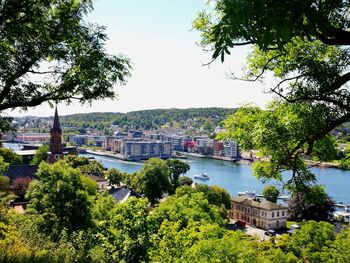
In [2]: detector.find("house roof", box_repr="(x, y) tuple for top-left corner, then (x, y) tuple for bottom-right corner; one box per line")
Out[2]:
(109, 186), (140, 203)
(231, 196), (287, 211)
(4, 165), (38, 182)
(87, 175), (107, 183)
(14, 150), (36, 156)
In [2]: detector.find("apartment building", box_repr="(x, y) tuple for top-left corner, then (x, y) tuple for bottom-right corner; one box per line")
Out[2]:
(223, 140), (238, 158)
(121, 141), (172, 161)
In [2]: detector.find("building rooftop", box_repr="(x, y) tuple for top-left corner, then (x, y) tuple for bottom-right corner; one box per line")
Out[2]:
(87, 175), (107, 183)
(231, 196), (287, 210)
(14, 150), (37, 156)
(109, 186), (140, 203)
(4, 165), (38, 182)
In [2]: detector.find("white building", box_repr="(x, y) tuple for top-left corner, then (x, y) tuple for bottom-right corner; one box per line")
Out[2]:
(223, 140), (238, 158)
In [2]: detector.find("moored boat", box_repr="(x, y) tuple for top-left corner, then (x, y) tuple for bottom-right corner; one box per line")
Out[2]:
(193, 173), (209, 180)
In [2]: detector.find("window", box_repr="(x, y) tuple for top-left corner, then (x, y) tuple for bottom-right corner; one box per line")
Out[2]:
(282, 211), (285, 216)
(272, 212), (274, 218)
(277, 211), (279, 217)
(276, 221), (279, 226)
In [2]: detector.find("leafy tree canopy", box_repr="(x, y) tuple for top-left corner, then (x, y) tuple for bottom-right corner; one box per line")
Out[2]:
(133, 158), (171, 203)
(104, 167), (123, 187)
(151, 191), (225, 230)
(26, 161), (96, 239)
(31, 145), (49, 165)
(194, 184), (232, 210)
(166, 159), (190, 192)
(194, 1), (350, 187)
(0, 0), (131, 130)
(288, 185), (334, 222)
(63, 155), (105, 176)
(262, 185), (280, 203)
(0, 148), (22, 165)
(12, 177), (32, 200)
(220, 102), (338, 193)
(194, 0), (350, 56)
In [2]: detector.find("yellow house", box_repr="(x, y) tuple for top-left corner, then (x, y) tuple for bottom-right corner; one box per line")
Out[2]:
(229, 196), (288, 230)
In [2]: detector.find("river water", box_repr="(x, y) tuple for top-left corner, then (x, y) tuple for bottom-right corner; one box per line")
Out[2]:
(3, 143), (349, 203)
(81, 153), (350, 204)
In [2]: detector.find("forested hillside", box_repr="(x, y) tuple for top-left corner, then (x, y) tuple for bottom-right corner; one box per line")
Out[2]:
(57, 108), (236, 133)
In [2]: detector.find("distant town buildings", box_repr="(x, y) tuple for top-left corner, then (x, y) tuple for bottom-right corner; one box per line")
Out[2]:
(69, 135), (88, 146)
(2, 133), (50, 142)
(229, 196), (288, 230)
(66, 131), (240, 161)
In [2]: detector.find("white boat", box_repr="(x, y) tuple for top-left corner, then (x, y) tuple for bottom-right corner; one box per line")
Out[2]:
(193, 173), (209, 180)
(334, 211), (350, 222)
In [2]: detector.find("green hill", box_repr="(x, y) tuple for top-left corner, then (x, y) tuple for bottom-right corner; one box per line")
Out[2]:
(58, 108), (236, 134)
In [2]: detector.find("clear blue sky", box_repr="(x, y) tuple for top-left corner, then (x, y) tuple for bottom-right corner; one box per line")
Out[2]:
(10, 0), (272, 117)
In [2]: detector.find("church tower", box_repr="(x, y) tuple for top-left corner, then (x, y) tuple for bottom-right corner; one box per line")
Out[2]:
(47, 107), (63, 163)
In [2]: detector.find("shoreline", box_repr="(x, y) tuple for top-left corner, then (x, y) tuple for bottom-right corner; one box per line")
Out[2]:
(83, 149), (340, 169)
(178, 152), (253, 164)
(83, 148), (253, 165)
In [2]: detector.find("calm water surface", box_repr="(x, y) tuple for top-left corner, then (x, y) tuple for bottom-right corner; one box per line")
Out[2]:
(4, 143), (349, 203)
(82, 153), (350, 204)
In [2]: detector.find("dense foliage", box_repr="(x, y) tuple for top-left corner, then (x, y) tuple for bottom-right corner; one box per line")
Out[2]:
(12, 177), (32, 201)
(166, 159), (190, 193)
(0, 0), (131, 133)
(288, 185), (334, 222)
(262, 185), (280, 203)
(26, 162), (97, 239)
(0, 148), (22, 165)
(31, 145), (49, 165)
(220, 103), (338, 192)
(132, 158), (171, 204)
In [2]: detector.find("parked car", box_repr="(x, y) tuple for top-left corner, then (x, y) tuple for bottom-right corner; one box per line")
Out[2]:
(287, 224), (300, 235)
(265, 229), (276, 236)
(235, 220), (246, 227)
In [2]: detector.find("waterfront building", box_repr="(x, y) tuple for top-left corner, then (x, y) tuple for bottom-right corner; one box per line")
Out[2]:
(121, 140), (172, 161)
(47, 107), (63, 163)
(88, 136), (106, 147)
(171, 136), (184, 151)
(148, 134), (166, 141)
(103, 136), (116, 151)
(69, 135), (89, 146)
(223, 140), (238, 158)
(213, 140), (224, 156)
(112, 139), (123, 153)
(183, 139), (195, 152)
(195, 138), (215, 155)
(229, 196), (288, 230)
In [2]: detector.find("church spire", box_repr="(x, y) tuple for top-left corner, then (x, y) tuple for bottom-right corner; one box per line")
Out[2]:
(48, 106), (63, 163)
(52, 106), (61, 130)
